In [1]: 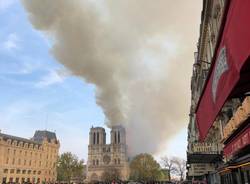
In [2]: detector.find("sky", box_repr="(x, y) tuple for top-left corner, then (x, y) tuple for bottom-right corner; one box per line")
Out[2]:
(0, 0), (202, 162)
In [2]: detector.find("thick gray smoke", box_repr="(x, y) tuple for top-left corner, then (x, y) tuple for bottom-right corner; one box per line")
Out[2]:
(22, 0), (201, 155)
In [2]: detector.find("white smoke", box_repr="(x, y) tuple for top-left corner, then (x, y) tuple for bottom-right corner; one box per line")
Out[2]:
(22, 0), (201, 155)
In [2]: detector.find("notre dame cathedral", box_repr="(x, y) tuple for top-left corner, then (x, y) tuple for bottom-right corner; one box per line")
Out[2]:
(86, 125), (129, 182)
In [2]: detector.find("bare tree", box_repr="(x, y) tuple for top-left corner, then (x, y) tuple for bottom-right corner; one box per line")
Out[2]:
(172, 157), (186, 181)
(160, 156), (175, 180)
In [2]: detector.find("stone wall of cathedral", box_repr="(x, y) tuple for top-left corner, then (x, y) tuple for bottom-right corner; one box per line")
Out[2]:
(86, 126), (129, 182)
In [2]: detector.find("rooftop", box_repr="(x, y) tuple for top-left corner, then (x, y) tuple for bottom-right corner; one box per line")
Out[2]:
(0, 130), (58, 145)
(0, 132), (41, 145)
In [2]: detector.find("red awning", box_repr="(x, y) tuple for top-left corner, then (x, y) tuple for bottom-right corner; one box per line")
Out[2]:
(224, 124), (250, 157)
(196, 0), (250, 141)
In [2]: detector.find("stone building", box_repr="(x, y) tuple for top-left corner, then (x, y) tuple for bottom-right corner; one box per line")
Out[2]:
(187, 0), (227, 182)
(188, 0), (250, 183)
(86, 126), (129, 182)
(0, 130), (60, 184)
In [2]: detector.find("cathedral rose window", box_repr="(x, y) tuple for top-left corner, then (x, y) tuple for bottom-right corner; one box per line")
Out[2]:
(103, 155), (111, 165)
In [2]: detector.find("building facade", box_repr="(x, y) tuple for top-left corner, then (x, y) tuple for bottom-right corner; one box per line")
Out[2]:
(86, 126), (129, 182)
(188, 0), (250, 183)
(187, 1), (226, 182)
(0, 130), (60, 184)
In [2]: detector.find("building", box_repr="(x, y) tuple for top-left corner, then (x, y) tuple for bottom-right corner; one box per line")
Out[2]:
(187, 1), (226, 182)
(188, 0), (250, 183)
(0, 130), (60, 184)
(86, 126), (129, 182)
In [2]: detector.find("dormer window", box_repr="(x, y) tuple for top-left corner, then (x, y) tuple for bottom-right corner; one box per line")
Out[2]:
(13, 140), (17, 146)
(24, 143), (28, 148)
(19, 142), (23, 147)
(29, 144), (33, 149)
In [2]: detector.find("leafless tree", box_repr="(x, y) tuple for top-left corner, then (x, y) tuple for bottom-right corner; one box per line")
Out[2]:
(160, 156), (175, 180)
(172, 157), (186, 181)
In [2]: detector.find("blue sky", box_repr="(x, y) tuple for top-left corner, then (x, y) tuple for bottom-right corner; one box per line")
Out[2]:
(0, 0), (190, 161)
(0, 0), (107, 160)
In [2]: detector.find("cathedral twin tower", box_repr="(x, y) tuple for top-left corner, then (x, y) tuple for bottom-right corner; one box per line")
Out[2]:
(89, 125), (125, 145)
(87, 126), (129, 182)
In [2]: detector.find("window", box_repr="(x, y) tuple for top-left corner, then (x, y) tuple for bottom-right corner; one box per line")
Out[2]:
(118, 132), (120, 143)
(93, 160), (95, 165)
(22, 170), (26, 174)
(10, 169), (15, 174)
(24, 160), (26, 165)
(93, 132), (96, 144)
(12, 158), (15, 165)
(118, 158), (120, 164)
(14, 149), (16, 155)
(97, 132), (99, 144)
(29, 160), (32, 166)
(28, 170), (31, 174)
(33, 170), (36, 175)
(6, 158), (9, 164)
(38, 171), (41, 175)
(18, 159), (21, 165)
(17, 169), (21, 174)
(4, 169), (8, 174)
(115, 132), (117, 143)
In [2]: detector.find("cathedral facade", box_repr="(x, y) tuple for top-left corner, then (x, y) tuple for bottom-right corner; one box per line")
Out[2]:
(86, 126), (129, 182)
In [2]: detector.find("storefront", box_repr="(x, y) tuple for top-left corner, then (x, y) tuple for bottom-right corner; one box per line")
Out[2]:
(219, 158), (250, 184)
(220, 118), (250, 184)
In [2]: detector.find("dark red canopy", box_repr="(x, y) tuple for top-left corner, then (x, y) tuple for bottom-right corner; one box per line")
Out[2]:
(224, 124), (250, 157)
(196, 0), (250, 141)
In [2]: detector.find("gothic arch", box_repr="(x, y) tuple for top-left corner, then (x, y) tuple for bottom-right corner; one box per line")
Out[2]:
(91, 173), (98, 181)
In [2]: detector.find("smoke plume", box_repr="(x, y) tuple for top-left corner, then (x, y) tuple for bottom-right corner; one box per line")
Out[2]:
(22, 0), (201, 155)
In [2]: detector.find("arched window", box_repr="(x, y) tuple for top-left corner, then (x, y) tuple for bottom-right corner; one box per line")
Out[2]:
(118, 131), (120, 143)
(97, 132), (99, 144)
(93, 132), (96, 144)
(114, 132), (117, 144)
